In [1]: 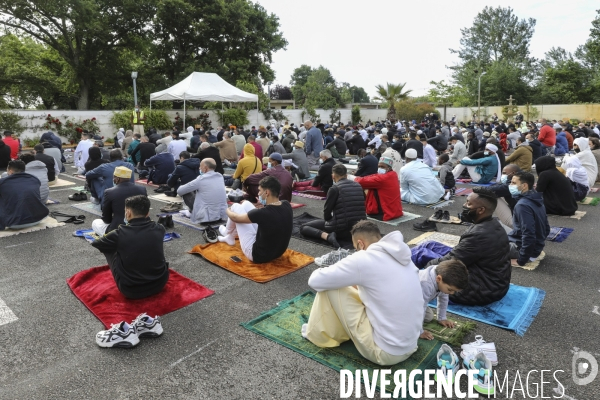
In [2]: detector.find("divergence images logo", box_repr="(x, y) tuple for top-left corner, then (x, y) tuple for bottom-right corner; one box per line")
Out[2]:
(572, 349), (598, 386)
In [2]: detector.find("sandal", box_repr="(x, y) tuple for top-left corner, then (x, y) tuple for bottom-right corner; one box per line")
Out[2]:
(50, 212), (86, 224)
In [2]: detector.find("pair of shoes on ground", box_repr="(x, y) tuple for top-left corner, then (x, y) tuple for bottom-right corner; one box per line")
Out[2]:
(96, 313), (163, 348)
(160, 202), (182, 213)
(154, 185), (171, 193)
(157, 214), (174, 228)
(429, 209), (450, 223)
(68, 192), (87, 201)
(435, 336), (497, 396)
(314, 248), (351, 267)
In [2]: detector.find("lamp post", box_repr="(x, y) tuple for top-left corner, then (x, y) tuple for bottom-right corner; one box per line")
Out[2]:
(131, 71), (138, 106)
(477, 71), (486, 122)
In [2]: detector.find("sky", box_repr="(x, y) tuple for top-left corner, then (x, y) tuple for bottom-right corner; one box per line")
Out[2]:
(254, 0), (598, 99)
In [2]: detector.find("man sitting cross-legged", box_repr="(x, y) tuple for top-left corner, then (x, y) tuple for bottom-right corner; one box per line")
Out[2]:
(426, 187), (511, 306)
(91, 195), (169, 299)
(507, 171), (550, 267)
(92, 166), (147, 236)
(303, 220), (423, 366)
(300, 164), (366, 253)
(86, 149), (136, 204)
(177, 158), (228, 224)
(217, 176), (293, 263)
(0, 160), (49, 230)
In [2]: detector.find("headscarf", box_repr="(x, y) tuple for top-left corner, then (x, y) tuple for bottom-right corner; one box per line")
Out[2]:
(187, 126), (194, 133)
(88, 146), (102, 161)
(572, 137), (598, 188)
(534, 156), (557, 174)
(563, 156), (589, 188)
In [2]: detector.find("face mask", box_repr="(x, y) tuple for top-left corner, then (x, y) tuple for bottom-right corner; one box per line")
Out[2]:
(484, 151), (489, 155)
(459, 205), (477, 224)
(259, 192), (267, 206)
(199, 170), (204, 176)
(574, 148), (580, 153)
(269, 141), (273, 145)
(319, 159), (323, 164)
(123, 213), (129, 225)
(501, 174), (508, 184)
(267, 162), (272, 169)
(509, 184), (521, 196)
(113, 179), (118, 185)
(377, 168), (386, 174)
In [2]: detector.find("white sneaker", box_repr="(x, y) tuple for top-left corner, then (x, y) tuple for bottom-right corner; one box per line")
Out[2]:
(90, 197), (100, 205)
(462, 351), (495, 396)
(179, 209), (191, 218)
(435, 344), (460, 383)
(96, 321), (140, 348)
(314, 248), (351, 267)
(131, 313), (163, 338)
(444, 191), (451, 201)
(460, 335), (498, 366)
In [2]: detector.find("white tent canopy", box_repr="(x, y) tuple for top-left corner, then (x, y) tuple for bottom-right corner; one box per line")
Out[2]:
(150, 72), (259, 126)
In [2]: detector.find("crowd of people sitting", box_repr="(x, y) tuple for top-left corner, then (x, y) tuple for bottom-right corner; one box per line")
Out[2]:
(1, 113), (599, 376)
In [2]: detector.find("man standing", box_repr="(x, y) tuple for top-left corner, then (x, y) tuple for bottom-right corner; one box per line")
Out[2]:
(300, 164), (365, 250)
(244, 153), (293, 202)
(507, 171), (550, 267)
(2, 131), (19, 160)
(177, 158), (228, 224)
(427, 187), (511, 306)
(130, 104), (146, 136)
(304, 120), (324, 169)
(86, 150), (136, 204)
(91, 195), (169, 299)
(91, 166), (147, 236)
(33, 144), (59, 185)
(74, 132), (95, 174)
(304, 221), (423, 366)
(217, 176), (293, 263)
(0, 160), (49, 230)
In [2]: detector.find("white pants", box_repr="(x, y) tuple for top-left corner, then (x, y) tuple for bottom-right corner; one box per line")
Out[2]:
(92, 219), (109, 236)
(224, 201), (258, 261)
(494, 198), (514, 228)
(452, 158), (482, 182)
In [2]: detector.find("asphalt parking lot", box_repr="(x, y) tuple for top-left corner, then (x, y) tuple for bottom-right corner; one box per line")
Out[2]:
(1, 173), (599, 399)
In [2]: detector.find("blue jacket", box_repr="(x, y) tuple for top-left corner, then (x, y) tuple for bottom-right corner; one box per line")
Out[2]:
(554, 132), (569, 156)
(305, 127), (324, 158)
(145, 153), (176, 184)
(508, 190), (550, 266)
(85, 160), (136, 201)
(460, 155), (498, 184)
(167, 158), (200, 188)
(0, 173), (49, 230)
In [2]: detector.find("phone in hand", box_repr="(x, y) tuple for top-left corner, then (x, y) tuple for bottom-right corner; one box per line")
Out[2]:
(230, 256), (242, 263)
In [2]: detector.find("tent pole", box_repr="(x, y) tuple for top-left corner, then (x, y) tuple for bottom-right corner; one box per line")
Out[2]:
(183, 96), (186, 131)
(256, 100), (259, 126)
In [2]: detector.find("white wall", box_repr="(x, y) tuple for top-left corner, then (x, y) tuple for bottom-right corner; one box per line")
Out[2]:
(435, 104), (600, 123)
(12, 108), (389, 142)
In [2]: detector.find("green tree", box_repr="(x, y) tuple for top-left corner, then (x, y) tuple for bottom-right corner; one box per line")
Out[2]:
(450, 6), (536, 106)
(536, 48), (593, 104)
(373, 82), (412, 121)
(291, 66), (343, 109)
(575, 9), (600, 102)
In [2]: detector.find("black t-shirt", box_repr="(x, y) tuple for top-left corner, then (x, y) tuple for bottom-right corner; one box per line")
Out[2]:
(248, 201), (293, 263)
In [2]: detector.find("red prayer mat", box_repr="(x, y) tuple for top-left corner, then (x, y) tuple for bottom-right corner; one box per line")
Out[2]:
(67, 265), (214, 328)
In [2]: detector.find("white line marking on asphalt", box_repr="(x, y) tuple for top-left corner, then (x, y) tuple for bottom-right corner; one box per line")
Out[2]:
(5, 241), (34, 248)
(593, 306), (600, 316)
(0, 297), (18, 326)
(169, 337), (223, 368)
(48, 188), (75, 192)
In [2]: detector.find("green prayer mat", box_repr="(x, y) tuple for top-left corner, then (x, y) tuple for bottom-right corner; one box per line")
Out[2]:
(241, 291), (441, 398)
(580, 196), (599, 206)
(69, 186), (90, 193)
(422, 315), (476, 347)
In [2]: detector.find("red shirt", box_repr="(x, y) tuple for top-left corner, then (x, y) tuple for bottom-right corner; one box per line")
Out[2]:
(538, 125), (556, 147)
(3, 136), (19, 159)
(354, 171), (403, 221)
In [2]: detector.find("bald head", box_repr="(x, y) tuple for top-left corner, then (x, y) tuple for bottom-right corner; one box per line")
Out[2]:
(200, 142), (210, 150)
(200, 158), (216, 173)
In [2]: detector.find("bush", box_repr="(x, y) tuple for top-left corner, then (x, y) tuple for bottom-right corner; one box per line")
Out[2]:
(351, 105), (362, 125)
(43, 114), (101, 144)
(0, 111), (25, 135)
(111, 109), (172, 133)
(395, 100), (437, 123)
(215, 108), (249, 127)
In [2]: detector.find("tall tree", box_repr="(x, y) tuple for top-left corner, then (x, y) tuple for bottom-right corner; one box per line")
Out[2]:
(450, 6), (536, 106)
(575, 9), (600, 102)
(536, 48), (593, 104)
(373, 83), (412, 120)
(269, 85), (293, 100)
(290, 65), (344, 109)
(0, 0), (157, 109)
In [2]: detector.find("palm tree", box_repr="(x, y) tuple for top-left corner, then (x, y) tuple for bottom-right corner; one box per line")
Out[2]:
(373, 82), (412, 121)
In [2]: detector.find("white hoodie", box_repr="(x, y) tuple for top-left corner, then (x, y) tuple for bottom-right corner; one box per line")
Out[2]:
(308, 231), (424, 356)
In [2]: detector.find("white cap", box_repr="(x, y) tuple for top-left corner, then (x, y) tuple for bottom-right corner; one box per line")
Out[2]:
(405, 148), (418, 159)
(417, 130), (423, 134)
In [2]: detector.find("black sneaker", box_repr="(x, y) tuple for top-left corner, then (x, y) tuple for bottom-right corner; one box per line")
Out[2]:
(154, 185), (170, 193)
(203, 226), (218, 243)
(442, 211), (450, 222)
(431, 210), (443, 221)
(326, 232), (341, 248)
(413, 220), (438, 232)
(165, 215), (174, 229)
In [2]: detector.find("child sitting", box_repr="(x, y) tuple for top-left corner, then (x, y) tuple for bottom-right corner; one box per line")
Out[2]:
(418, 259), (469, 340)
(437, 153), (456, 198)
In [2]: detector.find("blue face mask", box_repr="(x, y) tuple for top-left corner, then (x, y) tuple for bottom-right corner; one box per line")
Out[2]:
(377, 168), (387, 174)
(501, 174), (509, 184)
(259, 195), (267, 206)
(267, 162), (272, 169)
(199, 170), (204, 175)
(484, 151), (490, 155)
(509, 184), (521, 196)
(123, 215), (128, 224)
(269, 141), (273, 145)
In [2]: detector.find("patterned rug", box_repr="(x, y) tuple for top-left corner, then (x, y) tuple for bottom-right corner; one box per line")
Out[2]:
(241, 291), (441, 398)
(292, 191), (326, 200)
